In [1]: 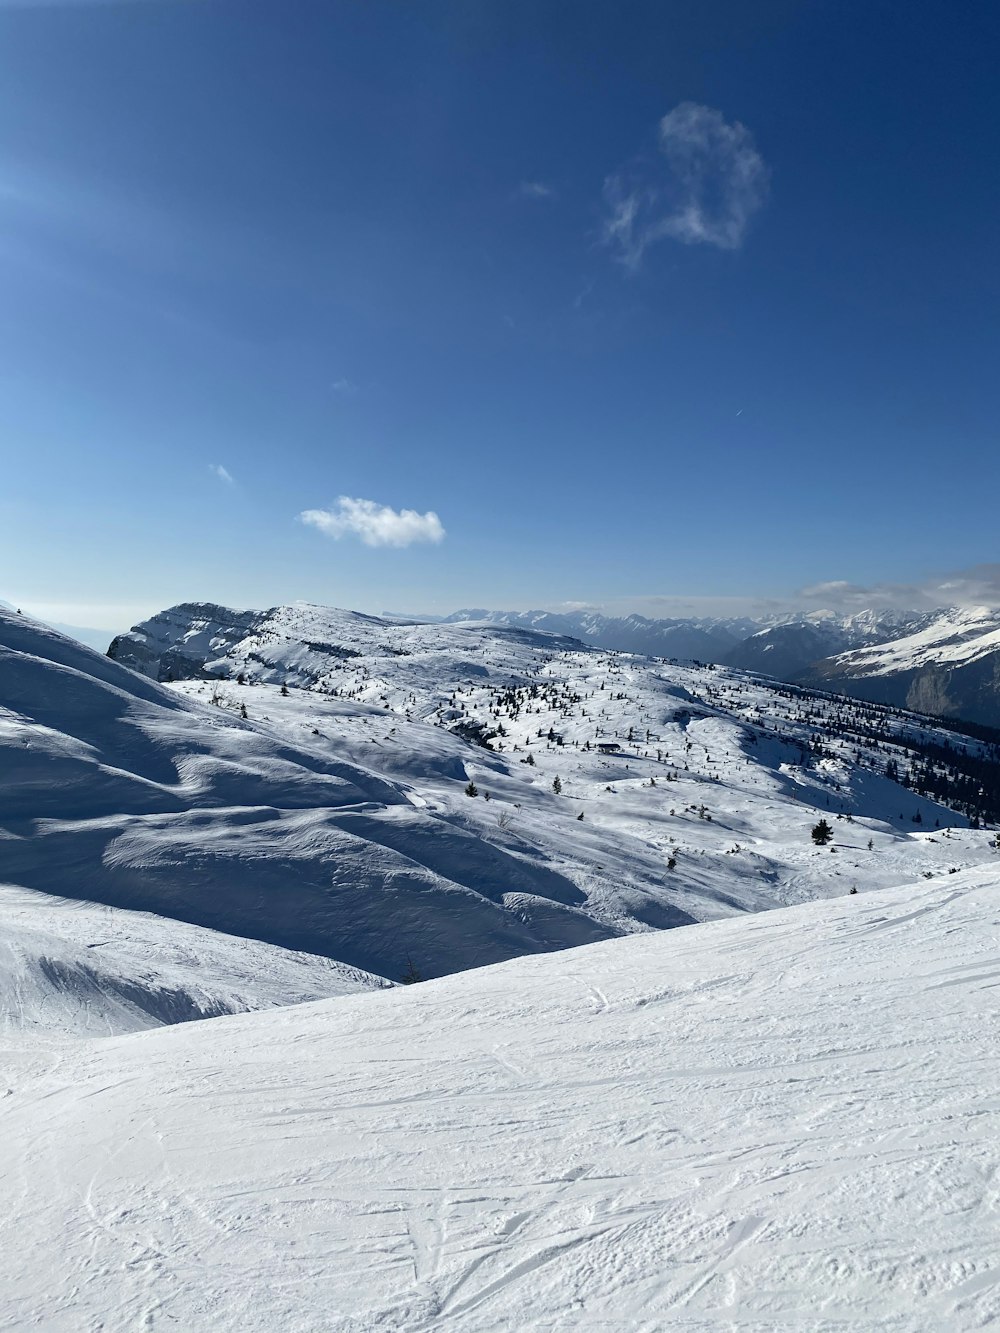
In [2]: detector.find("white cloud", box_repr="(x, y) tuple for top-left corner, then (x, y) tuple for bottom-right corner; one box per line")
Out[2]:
(534, 569), (1000, 622)
(332, 378), (358, 394)
(518, 180), (556, 200)
(209, 463), (234, 485)
(593, 593), (789, 620)
(603, 102), (769, 270)
(799, 567), (1000, 613)
(300, 497), (446, 549)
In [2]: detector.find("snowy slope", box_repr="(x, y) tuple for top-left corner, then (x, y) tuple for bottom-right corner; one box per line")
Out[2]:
(0, 608), (622, 982)
(2, 869), (998, 1330)
(724, 609), (936, 680)
(106, 602), (1000, 937)
(13, 600), (1000, 998)
(818, 606), (1000, 675)
(0, 601), (113, 652)
(0, 884), (388, 1043)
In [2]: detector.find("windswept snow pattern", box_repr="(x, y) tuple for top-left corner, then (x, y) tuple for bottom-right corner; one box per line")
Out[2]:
(0, 608), (619, 985)
(2, 871), (998, 1330)
(0, 884), (388, 1043)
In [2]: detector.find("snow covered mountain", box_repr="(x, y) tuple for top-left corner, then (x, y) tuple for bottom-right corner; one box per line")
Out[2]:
(724, 609), (935, 679)
(3, 867), (998, 1330)
(8, 600), (1000, 1328)
(1, 607), (627, 986)
(11, 597), (1000, 1006)
(802, 606), (1000, 728)
(442, 604), (1000, 730)
(107, 599), (1000, 880)
(443, 605), (930, 670)
(444, 607), (748, 659)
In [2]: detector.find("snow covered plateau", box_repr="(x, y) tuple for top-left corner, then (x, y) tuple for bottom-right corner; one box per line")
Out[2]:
(3, 601), (1000, 1329)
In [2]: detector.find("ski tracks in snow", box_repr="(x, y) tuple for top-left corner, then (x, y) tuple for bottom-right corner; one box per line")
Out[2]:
(402, 1163), (625, 1326)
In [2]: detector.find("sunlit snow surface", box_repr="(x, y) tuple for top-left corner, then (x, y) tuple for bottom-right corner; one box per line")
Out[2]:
(8, 602), (1000, 993)
(826, 605), (1000, 675)
(2, 871), (998, 1330)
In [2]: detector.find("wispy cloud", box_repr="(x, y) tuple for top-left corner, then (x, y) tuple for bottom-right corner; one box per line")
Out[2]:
(799, 567), (1000, 612)
(209, 463), (234, 485)
(572, 277), (596, 310)
(300, 497), (446, 549)
(332, 378), (358, 394)
(602, 102), (769, 270)
(518, 180), (556, 200)
(592, 593), (789, 620)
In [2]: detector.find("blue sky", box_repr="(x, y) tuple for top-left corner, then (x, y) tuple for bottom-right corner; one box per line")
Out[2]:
(2, 0), (999, 632)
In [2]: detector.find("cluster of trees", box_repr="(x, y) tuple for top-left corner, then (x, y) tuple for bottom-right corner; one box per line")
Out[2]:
(700, 674), (1000, 829)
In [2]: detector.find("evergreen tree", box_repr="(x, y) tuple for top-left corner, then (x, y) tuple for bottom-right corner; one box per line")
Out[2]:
(811, 818), (834, 846)
(400, 955), (423, 984)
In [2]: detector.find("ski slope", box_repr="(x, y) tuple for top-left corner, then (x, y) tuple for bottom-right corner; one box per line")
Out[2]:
(2, 869), (998, 1330)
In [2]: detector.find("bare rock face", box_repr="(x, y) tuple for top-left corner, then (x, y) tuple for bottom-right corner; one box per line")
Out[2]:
(905, 665), (959, 719)
(108, 602), (265, 681)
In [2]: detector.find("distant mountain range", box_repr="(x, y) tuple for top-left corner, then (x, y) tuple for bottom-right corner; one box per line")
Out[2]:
(443, 605), (935, 667)
(443, 607), (753, 659)
(443, 605), (1000, 729)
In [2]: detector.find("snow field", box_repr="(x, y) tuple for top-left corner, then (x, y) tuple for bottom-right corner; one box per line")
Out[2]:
(2, 870), (998, 1330)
